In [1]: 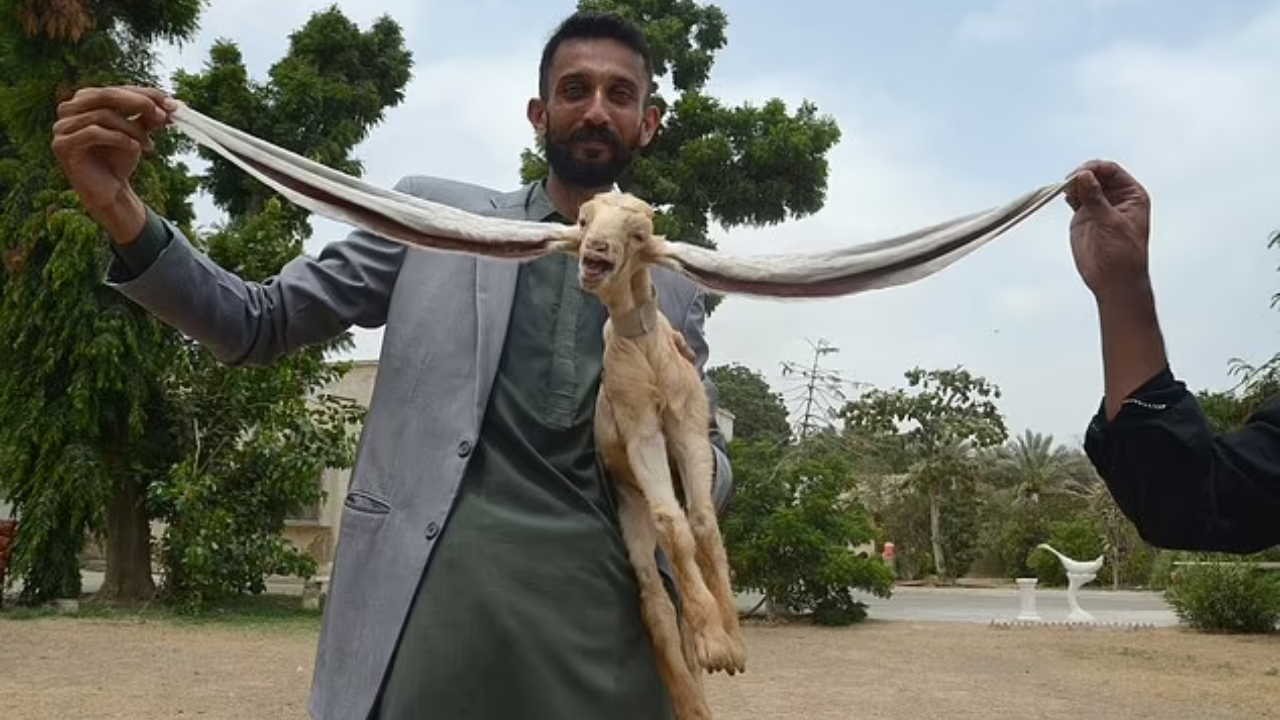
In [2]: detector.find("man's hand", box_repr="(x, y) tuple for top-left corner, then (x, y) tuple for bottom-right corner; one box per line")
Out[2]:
(51, 85), (177, 244)
(1064, 159), (1153, 302)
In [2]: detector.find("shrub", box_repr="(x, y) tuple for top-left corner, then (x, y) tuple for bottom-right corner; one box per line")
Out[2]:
(722, 436), (895, 626)
(1165, 562), (1280, 634)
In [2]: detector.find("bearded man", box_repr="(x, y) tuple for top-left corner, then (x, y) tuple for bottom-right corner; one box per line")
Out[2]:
(50, 10), (733, 720)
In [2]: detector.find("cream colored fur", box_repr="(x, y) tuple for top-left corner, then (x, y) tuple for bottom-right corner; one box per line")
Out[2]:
(573, 192), (746, 720)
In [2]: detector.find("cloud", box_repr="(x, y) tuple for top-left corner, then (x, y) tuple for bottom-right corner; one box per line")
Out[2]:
(956, 0), (1149, 44)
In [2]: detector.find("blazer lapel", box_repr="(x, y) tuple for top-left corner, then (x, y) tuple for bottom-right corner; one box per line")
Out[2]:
(473, 182), (559, 419)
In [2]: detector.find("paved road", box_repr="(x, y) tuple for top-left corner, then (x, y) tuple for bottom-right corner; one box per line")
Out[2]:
(735, 585), (1179, 626)
(63, 572), (1178, 626)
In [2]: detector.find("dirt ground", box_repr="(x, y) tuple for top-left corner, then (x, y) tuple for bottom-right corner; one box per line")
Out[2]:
(1, 613), (1277, 720)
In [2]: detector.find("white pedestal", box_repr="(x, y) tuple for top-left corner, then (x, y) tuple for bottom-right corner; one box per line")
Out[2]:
(1015, 577), (1041, 622)
(1065, 571), (1097, 623)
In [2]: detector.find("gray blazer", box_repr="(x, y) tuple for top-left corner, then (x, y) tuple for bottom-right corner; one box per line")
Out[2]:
(106, 175), (735, 720)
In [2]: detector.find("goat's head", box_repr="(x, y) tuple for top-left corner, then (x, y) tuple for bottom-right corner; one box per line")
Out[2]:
(574, 191), (663, 293)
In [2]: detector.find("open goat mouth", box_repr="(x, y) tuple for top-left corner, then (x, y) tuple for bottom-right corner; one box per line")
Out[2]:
(579, 253), (616, 285)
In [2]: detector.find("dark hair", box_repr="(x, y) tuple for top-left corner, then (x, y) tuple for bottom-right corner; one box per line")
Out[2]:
(538, 10), (654, 99)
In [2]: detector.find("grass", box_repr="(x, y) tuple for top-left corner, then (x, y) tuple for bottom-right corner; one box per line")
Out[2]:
(0, 592), (323, 631)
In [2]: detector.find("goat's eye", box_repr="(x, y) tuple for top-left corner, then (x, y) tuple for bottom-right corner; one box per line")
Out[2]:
(578, 218), (587, 228)
(631, 231), (645, 243)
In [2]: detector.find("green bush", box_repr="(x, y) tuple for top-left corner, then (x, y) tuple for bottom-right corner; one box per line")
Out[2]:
(1165, 562), (1280, 634)
(722, 437), (895, 626)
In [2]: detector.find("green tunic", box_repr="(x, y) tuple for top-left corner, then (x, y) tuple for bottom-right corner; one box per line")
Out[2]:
(372, 246), (674, 719)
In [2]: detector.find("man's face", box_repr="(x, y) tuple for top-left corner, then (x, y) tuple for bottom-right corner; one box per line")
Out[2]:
(528, 38), (660, 189)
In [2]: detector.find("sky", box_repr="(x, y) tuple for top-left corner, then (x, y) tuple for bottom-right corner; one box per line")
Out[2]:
(151, 0), (1280, 446)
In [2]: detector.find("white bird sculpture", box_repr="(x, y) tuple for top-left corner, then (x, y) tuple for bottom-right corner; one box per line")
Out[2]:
(1036, 543), (1104, 623)
(1035, 543), (1104, 574)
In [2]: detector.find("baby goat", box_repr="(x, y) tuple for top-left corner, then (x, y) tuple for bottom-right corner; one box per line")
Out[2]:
(574, 192), (747, 720)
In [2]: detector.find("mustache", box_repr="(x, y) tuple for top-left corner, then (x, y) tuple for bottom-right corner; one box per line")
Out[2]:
(569, 125), (622, 149)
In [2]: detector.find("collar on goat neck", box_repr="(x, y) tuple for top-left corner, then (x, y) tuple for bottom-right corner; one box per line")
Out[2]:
(608, 285), (660, 339)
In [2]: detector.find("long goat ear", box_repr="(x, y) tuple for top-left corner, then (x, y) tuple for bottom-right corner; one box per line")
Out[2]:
(167, 101), (578, 261)
(168, 101), (1070, 299)
(656, 181), (1069, 298)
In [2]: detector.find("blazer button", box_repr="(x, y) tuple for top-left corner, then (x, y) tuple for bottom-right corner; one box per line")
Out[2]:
(457, 439), (473, 457)
(425, 521), (440, 539)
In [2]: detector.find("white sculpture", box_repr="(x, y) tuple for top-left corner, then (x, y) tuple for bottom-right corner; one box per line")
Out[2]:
(1036, 543), (1104, 623)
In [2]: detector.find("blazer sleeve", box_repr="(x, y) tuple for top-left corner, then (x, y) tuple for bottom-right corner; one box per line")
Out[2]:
(679, 287), (735, 517)
(1083, 365), (1280, 554)
(104, 177), (416, 367)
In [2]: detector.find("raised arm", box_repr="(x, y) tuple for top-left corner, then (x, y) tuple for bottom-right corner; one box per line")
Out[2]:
(104, 195), (405, 367)
(1067, 158), (1280, 554)
(52, 84), (405, 367)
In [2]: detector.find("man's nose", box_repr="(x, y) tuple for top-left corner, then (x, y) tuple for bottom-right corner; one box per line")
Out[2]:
(582, 90), (610, 125)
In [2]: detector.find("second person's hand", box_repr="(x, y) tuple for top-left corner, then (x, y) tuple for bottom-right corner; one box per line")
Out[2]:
(1064, 158), (1153, 302)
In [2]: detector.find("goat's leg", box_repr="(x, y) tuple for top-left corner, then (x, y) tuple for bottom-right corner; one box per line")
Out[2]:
(666, 417), (747, 675)
(677, 591), (701, 679)
(626, 429), (737, 672)
(616, 481), (711, 720)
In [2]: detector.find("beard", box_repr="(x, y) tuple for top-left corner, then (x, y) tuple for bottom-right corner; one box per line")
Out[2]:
(544, 122), (635, 189)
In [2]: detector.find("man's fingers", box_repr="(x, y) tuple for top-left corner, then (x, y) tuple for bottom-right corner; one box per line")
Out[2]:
(1064, 169), (1106, 212)
(1070, 158), (1149, 206)
(51, 125), (141, 157)
(53, 108), (154, 151)
(1074, 170), (1109, 207)
(56, 85), (173, 125)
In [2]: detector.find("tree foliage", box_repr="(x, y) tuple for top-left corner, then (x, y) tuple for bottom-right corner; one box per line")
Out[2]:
(721, 434), (894, 626)
(0, 3), (408, 609)
(0, 0), (203, 605)
(172, 9), (412, 230)
(840, 366), (1008, 580)
(706, 363), (790, 446)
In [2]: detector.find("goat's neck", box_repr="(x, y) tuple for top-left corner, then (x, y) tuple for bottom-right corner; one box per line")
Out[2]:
(601, 268), (658, 339)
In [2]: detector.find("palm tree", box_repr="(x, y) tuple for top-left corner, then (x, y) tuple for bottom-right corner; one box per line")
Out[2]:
(990, 430), (1096, 504)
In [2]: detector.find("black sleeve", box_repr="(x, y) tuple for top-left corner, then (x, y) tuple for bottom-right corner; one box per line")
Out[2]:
(1084, 365), (1280, 554)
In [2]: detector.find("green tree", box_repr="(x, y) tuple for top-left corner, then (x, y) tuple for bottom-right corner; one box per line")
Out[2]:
(721, 434), (894, 626)
(0, 3), (412, 609)
(840, 366), (1008, 580)
(987, 430), (1096, 504)
(0, 0), (203, 604)
(706, 363), (790, 445)
(147, 8), (412, 610)
(521, 0), (842, 312)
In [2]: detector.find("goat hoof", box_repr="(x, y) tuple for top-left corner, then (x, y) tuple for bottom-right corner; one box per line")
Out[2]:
(694, 625), (738, 674)
(724, 633), (747, 675)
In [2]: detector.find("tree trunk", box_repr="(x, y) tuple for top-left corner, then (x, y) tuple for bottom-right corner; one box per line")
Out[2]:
(928, 486), (948, 580)
(96, 478), (155, 604)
